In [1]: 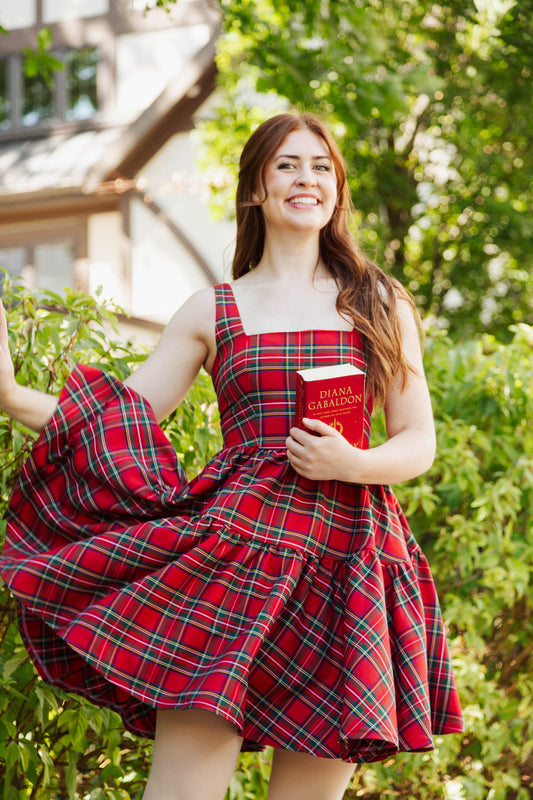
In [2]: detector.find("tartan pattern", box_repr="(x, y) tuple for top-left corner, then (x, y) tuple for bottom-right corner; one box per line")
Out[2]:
(0, 283), (463, 763)
(213, 284), (372, 449)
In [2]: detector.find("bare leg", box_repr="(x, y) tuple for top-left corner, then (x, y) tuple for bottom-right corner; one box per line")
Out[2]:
(142, 708), (243, 800)
(267, 747), (356, 800)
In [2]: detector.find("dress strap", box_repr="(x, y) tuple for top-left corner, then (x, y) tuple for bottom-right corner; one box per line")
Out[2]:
(214, 283), (245, 347)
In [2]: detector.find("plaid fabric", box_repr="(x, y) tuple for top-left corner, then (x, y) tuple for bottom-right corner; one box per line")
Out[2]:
(0, 283), (463, 763)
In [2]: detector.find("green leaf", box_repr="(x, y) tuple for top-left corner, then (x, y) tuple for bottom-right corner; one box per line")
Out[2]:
(38, 746), (55, 791)
(67, 707), (89, 749)
(1, 653), (28, 681)
(34, 683), (61, 724)
(65, 749), (78, 799)
(4, 739), (19, 775)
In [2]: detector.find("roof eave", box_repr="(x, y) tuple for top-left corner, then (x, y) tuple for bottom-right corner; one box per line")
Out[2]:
(0, 185), (122, 223)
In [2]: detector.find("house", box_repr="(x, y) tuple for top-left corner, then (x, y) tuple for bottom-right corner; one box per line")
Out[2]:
(0, 0), (233, 343)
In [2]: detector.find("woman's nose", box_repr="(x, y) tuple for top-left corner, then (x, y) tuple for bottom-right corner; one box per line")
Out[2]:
(296, 165), (317, 185)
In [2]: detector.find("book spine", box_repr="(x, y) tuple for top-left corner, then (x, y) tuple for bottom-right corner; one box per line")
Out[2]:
(294, 371), (306, 430)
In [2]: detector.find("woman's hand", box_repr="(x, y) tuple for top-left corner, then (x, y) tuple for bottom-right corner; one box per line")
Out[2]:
(286, 418), (367, 483)
(0, 299), (17, 410)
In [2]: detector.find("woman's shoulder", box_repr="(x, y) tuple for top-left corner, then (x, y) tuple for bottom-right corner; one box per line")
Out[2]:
(166, 286), (218, 339)
(179, 285), (214, 313)
(375, 274), (417, 311)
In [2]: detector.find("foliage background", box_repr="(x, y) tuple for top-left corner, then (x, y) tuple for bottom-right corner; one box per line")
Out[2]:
(1, 0), (532, 797)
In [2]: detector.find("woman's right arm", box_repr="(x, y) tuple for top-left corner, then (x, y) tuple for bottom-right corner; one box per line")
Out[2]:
(0, 300), (59, 433)
(123, 288), (216, 422)
(0, 287), (217, 433)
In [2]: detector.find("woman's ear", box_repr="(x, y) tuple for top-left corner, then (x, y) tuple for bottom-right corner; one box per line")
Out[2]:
(251, 179), (266, 205)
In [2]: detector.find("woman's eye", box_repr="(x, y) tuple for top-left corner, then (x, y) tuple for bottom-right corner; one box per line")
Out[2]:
(276, 161), (331, 171)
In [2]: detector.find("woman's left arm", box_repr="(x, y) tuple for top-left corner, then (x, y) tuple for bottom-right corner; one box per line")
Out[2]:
(286, 298), (436, 485)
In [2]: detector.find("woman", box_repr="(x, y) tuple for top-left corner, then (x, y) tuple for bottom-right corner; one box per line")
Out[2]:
(0, 113), (463, 800)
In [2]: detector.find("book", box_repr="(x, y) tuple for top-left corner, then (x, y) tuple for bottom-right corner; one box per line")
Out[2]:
(294, 363), (365, 448)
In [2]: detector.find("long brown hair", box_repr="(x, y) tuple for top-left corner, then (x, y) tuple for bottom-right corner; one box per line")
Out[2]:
(232, 112), (419, 406)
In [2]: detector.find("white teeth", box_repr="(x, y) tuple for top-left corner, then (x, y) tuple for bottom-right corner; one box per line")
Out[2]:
(288, 197), (318, 205)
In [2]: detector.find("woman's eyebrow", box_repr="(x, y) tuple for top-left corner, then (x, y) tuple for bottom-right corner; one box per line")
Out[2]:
(274, 154), (332, 160)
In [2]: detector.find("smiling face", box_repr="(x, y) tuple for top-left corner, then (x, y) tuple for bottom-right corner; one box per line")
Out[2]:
(256, 128), (338, 237)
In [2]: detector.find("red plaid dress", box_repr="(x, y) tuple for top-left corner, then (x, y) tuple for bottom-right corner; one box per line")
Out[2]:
(0, 284), (463, 763)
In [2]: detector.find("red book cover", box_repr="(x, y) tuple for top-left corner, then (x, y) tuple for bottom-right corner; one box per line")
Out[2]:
(294, 363), (365, 448)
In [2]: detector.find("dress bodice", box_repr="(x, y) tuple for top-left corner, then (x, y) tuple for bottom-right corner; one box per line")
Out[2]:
(211, 284), (371, 449)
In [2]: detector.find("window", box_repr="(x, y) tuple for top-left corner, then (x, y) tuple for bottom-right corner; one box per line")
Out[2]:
(0, 247), (29, 293)
(0, 60), (10, 130)
(34, 240), (75, 294)
(0, 48), (99, 130)
(23, 71), (55, 127)
(0, 239), (75, 295)
(65, 48), (99, 121)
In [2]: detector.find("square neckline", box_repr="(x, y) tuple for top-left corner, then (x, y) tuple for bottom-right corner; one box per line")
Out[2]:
(222, 282), (356, 338)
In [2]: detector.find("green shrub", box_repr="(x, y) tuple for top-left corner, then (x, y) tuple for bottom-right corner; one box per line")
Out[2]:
(0, 277), (531, 798)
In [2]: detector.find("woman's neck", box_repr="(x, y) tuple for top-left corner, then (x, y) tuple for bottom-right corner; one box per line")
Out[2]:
(253, 235), (326, 284)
